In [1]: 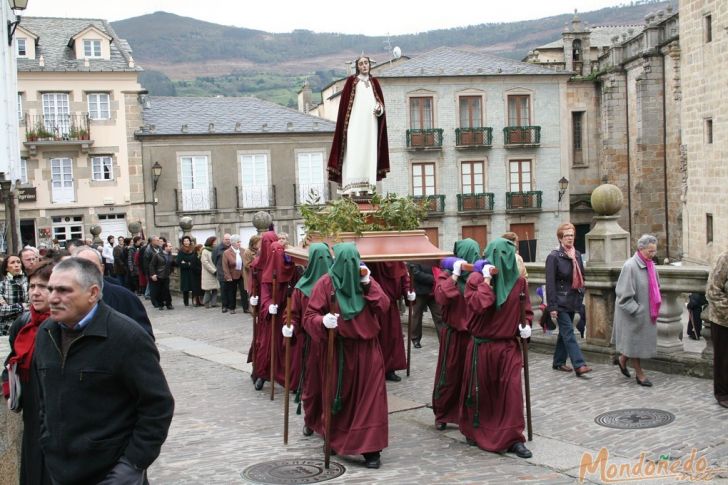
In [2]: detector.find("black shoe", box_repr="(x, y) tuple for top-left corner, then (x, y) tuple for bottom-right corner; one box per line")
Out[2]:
(385, 371), (401, 382)
(222, 307), (228, 313)
(363, 452), (381, 469)
(412, 340), (422, 349)
(158, 306), (164, 311)
(636, 376), (653, 387)
(166, 305), (174, 310)
(435, 422), (447, 431)
(254, 378), (264, 391)
(614, 355), (631, 378)
(302, 425), (313, 436)
(466, 438), (477, 447)
(508, 442), (532, 459)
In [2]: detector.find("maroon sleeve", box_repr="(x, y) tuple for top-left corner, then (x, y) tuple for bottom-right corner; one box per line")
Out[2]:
(464, 272), (497, 314)
(303, 276), (331, 344)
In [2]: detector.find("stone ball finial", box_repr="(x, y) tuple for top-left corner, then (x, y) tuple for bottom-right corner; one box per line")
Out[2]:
(128, 221), (142, 235)
(253, 211), (273, 233)
(591, 184), (623, 216)
(89, 224), (103, 244)
(179, 216), (194, 232)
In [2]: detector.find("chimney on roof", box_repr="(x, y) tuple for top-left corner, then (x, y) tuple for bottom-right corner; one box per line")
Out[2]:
(38, 55), (45, 68)
(261, 123), (269, 132)
(208, 123), (215, 133)
(234, 122), (242, 132)
(128, 56), (135, 68)
(287, 122), (294, 131)
(181, 124), (188, 133)
(148, 124), (156, 133)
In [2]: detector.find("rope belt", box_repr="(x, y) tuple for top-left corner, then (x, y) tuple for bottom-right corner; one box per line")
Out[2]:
(294, 334), (310, 415)
(433, 326), (454, 400)
(465, 336), (494, 428)
(332, 336), (344, 415)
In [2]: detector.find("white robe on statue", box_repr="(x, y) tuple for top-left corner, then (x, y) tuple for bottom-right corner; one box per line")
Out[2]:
(341, 75), (379, 195)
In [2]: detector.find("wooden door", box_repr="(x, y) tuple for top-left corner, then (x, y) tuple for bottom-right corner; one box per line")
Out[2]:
(462, 225), (487, 252)
(510, 223), (536, 262)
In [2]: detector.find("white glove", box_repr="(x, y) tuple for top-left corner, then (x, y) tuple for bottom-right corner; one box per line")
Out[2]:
(406, 291), (416, 301)
(268, 304), (278, 315)
(282, 325), (294, 338)
(323, 313), (339, 329)
(452, 260), (464, 277)
(250, 296), (259, 306)
(519, 324), (532, 339)
(360, 266), (371, 285)
(482, 264), (496, 278)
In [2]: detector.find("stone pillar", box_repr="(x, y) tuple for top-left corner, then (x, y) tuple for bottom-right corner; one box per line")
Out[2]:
(584, 184), (630, 347)
(89, 224), (102, 246)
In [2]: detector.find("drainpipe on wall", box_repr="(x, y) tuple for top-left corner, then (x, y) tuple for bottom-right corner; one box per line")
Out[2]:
(624, 71), (632, 238)
(661, 54), (670, 259)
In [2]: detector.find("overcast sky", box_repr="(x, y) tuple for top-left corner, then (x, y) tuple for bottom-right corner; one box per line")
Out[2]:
(22, 0), (637, 36)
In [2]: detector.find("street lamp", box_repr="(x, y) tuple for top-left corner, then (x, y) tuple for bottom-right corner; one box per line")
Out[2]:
(151, 161), (162, 192)
(7, 0), (29, 46)
(558, 177), (569, 203)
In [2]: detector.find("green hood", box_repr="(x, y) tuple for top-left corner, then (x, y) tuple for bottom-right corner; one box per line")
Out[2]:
(295, 243), (333, 297)
(328, 243), (365, 320)
(484, 237), (520, 309)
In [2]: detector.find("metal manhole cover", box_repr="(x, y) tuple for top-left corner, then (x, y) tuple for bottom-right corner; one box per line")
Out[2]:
(242, 459), (346, 484)
(595, 408), (675, 429)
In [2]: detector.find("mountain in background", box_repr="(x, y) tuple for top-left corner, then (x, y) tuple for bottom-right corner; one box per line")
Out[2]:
(111, 0), (672, 107)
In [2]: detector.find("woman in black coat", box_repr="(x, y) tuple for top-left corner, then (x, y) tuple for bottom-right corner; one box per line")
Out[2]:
(545, 223), (592, 377)
(191, 243), (204, 306)
(2, 260), (55, 485)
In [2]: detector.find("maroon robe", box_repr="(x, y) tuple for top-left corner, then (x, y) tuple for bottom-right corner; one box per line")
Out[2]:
(327, 74), (390, 184)
(290, 288), (323, 434)
(431, 272), (471, 425)
(303, 274), (390, 456)
(369, 262), (408, 373)
(459, 273), (532, 452)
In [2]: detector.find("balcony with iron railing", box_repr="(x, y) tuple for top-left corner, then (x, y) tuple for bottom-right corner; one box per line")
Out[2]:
(457, 192), (495, 212)
(455, 127), (493, 148)
(235, 185), (277, 210)
(406, 128), (444, 150)
(23, 113), (92, 155)
(294, 183), (330, 206)
(413, 194), (446, 215)
(503, 126), (541, 147)
(174, 187), (218, 212)
(506, 191), (543, 212)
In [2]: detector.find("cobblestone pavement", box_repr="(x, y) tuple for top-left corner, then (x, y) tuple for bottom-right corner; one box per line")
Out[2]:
(139, 301), (728, 484)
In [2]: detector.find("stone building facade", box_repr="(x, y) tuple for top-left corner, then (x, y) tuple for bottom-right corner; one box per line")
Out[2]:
(528, 8), (684, 261)
(137, 96), (335, 246)
(680, 0), (727, 265)
(308, 47), (571, 259)
(13, 17), (146, 247)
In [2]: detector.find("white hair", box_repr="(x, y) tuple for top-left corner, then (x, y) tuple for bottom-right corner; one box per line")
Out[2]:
(637, 234), (658, 250)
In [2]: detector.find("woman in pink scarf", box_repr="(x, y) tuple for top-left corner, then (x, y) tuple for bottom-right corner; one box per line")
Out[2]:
(612, 234), (661, 387)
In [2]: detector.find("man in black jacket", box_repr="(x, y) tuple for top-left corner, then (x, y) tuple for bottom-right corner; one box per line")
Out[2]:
(408, 261), (444, 348)
(213, 233), (231, 313)
(35, 257), (174, 485)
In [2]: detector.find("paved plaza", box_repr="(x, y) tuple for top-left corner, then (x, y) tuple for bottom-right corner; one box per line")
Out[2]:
(142, 300), (728, 485)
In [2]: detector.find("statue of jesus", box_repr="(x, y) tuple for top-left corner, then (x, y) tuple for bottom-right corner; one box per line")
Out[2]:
(327, 56), (390, 196)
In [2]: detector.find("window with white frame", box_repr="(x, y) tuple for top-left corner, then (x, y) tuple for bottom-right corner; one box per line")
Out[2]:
(88, 93), (110, 120)
(296, 152), (326, 204)
(461, 161), (484, 194)
(42, 92), (70, 136)
(240, 153), (270, 208)
(91, 156), (113, 181)
(20, 159), (28, 184)
(180, 155), (211, 211)
(16, 38), (27, 57)
(17, 93), (22, 121)
(83, 39), (102, 58)
(412, 162), (436, 196)
(509, 160), (532, 192)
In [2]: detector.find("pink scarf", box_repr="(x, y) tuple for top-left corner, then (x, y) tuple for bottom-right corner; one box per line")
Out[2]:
(637, 251), (661, 323)
(563, 246), (584, 290)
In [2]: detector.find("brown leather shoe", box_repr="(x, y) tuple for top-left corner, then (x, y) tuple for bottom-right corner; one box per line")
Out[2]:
(575, 365), (593, 377)
(552, 364), (573, 372)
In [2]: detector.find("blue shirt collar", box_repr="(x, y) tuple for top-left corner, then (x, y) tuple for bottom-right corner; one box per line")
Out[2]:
(58, 302), (99, 331)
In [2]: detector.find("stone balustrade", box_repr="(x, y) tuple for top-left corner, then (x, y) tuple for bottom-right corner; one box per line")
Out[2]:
(525, 261), (712, 377)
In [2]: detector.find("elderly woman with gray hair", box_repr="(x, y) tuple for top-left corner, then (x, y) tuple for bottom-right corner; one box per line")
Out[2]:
(222, 235), (245, 314)
(612, 234), (661, 387)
